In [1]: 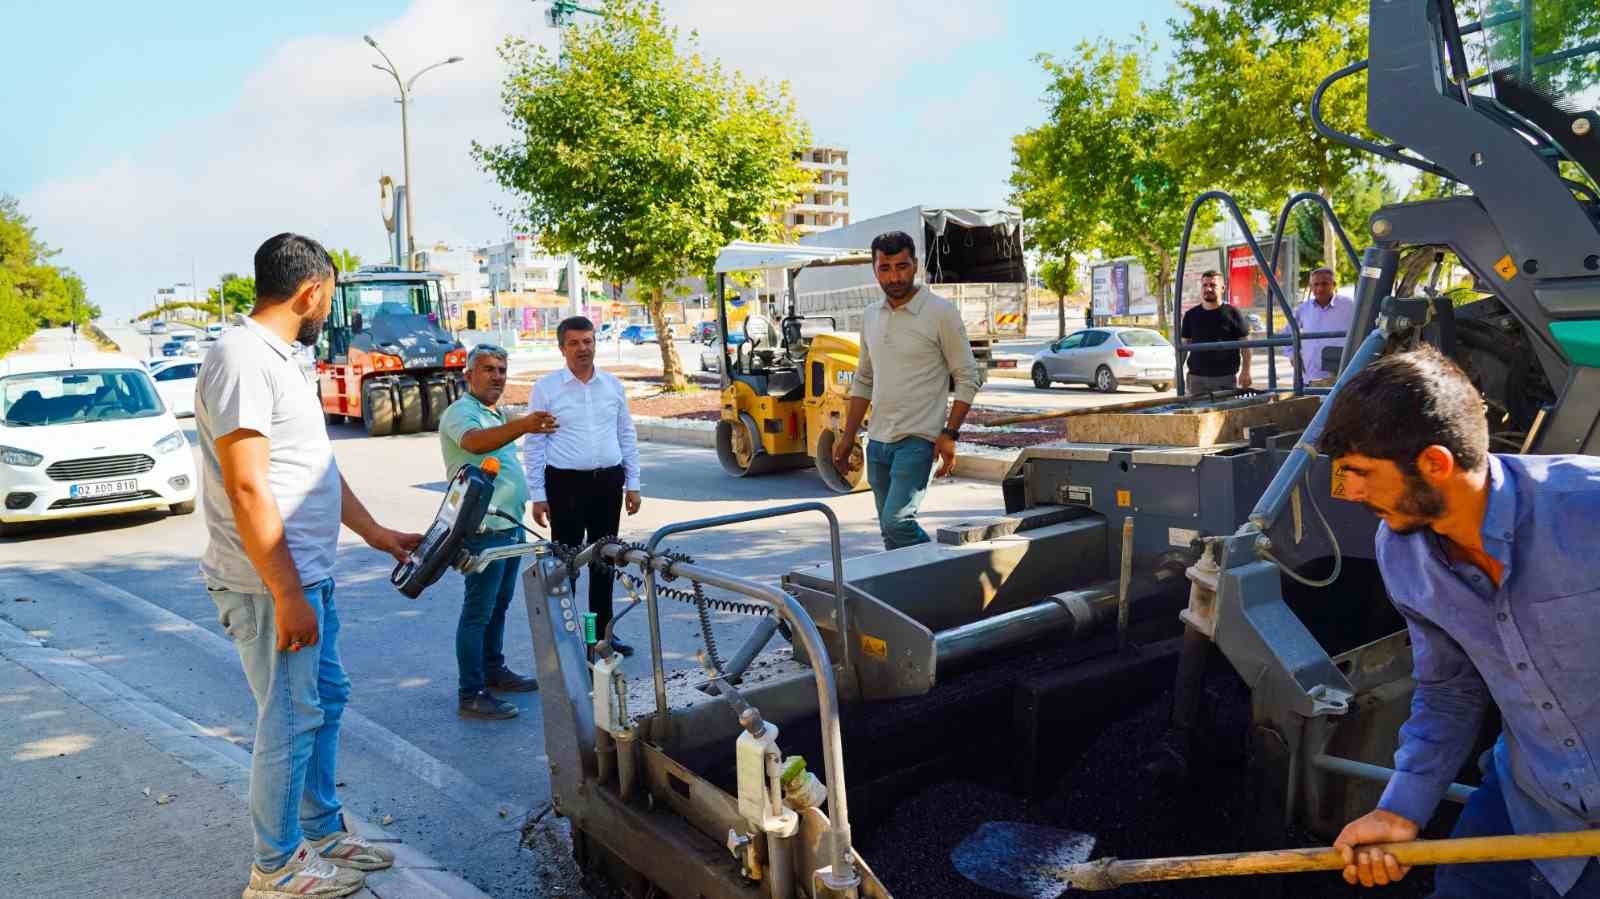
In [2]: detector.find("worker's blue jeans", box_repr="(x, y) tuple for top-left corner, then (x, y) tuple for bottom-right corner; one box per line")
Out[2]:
(866, 437), (935, 550)
(1430, 763), (1600, 898)
(458, 529), (523, 699)
(207, 578), (347, 871)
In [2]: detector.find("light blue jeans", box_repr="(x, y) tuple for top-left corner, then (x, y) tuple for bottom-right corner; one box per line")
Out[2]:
(458, 529), (523, 699)
(208, 578), (348, 871)
(866, 437), (936, 550)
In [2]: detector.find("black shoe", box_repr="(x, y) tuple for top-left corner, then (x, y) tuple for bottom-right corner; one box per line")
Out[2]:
(487, 668), (539, 693)
(458, 690), (519, 720)
(608, 637), (636, 658)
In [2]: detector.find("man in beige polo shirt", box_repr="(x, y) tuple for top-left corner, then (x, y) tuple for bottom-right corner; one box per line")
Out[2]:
(833, 230), (982, 549)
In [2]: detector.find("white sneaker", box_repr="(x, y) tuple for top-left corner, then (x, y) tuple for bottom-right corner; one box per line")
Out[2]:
(310, 818), (396, 871)
(243, 841), (365, 899)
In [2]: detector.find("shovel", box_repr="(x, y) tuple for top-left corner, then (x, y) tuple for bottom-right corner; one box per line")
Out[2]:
(953, 821), (1600, 897)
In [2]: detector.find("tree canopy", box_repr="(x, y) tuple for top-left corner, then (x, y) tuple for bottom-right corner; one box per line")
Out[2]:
(207, 274), (257, 315)
(475, 0), (812, 388)
(1, 195), (96, 354)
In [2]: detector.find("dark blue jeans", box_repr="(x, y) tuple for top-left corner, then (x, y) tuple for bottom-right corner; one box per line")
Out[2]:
(866, 437), (936, 550)
(1431, 763), (1600, 898)
(457, 529), (523, 699)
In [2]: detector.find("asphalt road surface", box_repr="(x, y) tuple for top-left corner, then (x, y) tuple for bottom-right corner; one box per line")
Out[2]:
(0, 345), (1008, 896)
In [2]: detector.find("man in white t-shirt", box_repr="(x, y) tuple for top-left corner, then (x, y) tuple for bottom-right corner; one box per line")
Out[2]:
(197, 233), (421, 899)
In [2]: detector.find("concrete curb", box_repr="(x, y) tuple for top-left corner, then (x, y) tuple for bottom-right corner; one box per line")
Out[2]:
(0, 618), (493, 899)
(629, 415), (1021, 482)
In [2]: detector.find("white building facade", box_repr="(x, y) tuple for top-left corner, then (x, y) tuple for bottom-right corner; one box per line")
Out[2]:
(787, 145), (850, 235)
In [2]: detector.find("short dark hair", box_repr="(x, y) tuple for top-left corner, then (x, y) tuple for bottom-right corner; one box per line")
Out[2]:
(1317, 346), (1489, 473)
(870, 231), (917, 264)
(1201, 270), (1221, 279)
(254, 233), (335, 304)
(557, 315), (595, 345)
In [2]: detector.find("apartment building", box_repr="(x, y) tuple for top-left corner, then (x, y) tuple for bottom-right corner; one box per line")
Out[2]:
(787, 144), (850, 235)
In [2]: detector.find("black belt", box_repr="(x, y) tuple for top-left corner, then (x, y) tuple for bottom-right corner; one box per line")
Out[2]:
(546, 464), (623, 478)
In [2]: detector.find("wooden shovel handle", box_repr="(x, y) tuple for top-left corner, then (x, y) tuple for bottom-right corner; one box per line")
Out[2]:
(1062, 830), (1600, 891)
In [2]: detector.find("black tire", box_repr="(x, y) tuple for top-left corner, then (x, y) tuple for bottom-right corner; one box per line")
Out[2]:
(814, 429), (865, 493)
(394, 377), (425, 434)
(170, 499), (197, 516)
(715, 414), (780, 477)
(1031, 364), (1051, 390)
(1152, 382), (1171, 393)
(362, 381), (397, 437)
(1094, 365), (1119, 393)
(325, 411), (346, 425)
(421, 378), (450, 432)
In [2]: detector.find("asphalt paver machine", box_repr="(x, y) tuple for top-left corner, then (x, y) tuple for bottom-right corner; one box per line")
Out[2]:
(499, 1), (1600, 895)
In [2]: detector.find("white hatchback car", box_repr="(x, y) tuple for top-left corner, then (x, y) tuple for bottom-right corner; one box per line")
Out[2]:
(147, 358), (201, 418)
(0, 352), (197, 536)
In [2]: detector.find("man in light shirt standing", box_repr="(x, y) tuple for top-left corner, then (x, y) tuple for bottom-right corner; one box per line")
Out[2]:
(525, 316), (643, 656)
(833, 230), (982, 550)
(1286, 267), (1356, 385)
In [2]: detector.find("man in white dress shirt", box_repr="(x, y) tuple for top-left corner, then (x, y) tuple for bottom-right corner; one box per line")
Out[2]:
(524, 316), (643, 655)
(1286, 267), (1356, 384)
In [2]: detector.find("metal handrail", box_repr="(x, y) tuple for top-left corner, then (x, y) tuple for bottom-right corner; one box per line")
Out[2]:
(1310, 60), (1459, 181)
(638, 502), (849, 732)
(600, 542), (861, 889)
(1171, 191), (1307, 394)
(1265, 192), (1364, 387)
(1177, 331), (1347, 354)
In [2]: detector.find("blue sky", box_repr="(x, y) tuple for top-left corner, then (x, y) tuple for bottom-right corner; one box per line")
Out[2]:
(2, 0), (1181, 317)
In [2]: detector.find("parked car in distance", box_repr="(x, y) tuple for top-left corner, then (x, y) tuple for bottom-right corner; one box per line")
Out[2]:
(149, 321), (169, 334)
(620, 324), (658, 345)
(693, 321), (746, 347)
(1247, 312), (1266, 334)
(159, 332), (201, 358)
(205, 323), (226, 338)
(148, 359), (201, 418)
(0, 352), (197, 536)
(1030, 326), (1176, 393)
(596, 321), (619, 342)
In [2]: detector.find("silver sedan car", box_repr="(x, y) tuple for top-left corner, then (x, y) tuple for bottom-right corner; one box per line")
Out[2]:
(1030, 326), (1177, 393)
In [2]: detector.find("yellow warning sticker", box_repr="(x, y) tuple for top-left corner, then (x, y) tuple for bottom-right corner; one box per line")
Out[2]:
(1331, 467), (1347, 499)
(1494, 255), (1519, 280)
(1116, 489), (1132, 508)
(860, 634), (888, 660)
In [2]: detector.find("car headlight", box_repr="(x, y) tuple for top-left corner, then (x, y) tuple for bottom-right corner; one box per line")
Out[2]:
(154, 431), (187, 455)
(0, 445), (43, 467)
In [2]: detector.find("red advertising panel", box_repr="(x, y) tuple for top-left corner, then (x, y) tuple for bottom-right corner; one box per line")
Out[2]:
(1225, 239), (1295, 310)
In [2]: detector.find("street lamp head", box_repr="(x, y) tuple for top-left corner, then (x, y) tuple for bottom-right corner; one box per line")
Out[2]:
(364, 34), (378, 47)
(447, 56), (464, 64)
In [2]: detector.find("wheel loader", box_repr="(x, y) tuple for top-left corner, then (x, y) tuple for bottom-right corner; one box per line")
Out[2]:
(709, 242), (874, 494)
(458, 2), (1600, 896)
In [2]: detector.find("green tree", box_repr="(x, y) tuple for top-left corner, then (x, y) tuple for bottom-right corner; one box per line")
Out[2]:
(1169, 0), (1371, 283)
(330, 249), (362, 275)
(1292, 167), (1396, 284)
(1036, 256), (1077, 338)
(0, 195), (95, 353)
(475, 0), (811, 388)
(1013, 34), (1211, 334)
(207, 274), (257, 315)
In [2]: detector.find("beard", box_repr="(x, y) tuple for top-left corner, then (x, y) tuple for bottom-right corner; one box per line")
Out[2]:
(883, 281), (915, 300)
(295, 313), (328, 347)
(1366, 470), (1447, 535)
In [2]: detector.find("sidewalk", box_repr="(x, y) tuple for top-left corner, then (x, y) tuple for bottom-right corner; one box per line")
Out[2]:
(0, 621), (492, 899)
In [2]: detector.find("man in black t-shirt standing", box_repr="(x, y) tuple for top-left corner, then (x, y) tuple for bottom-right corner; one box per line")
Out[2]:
(1179, 269), (1252, 394)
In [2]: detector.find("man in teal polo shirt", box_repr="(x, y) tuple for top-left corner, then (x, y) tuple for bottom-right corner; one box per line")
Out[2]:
(439, 343), (557, 719)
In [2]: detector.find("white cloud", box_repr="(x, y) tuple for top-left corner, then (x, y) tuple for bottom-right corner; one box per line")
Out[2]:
(25, 0), (1007, 318)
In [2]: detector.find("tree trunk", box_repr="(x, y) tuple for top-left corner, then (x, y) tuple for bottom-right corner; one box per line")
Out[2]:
(649, 287), (687, 390)
(1057, 293), (1066, 339)
(1142, 238), (1176, 338)
(1321, 185), (1339, 285)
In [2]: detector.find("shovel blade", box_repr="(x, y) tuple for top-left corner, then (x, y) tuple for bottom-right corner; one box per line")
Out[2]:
(951, 821), (1097, 899)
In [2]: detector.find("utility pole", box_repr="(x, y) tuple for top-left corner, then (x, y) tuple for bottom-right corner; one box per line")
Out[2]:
(543, 1), (606, 319)
(365, 36), (463, 269)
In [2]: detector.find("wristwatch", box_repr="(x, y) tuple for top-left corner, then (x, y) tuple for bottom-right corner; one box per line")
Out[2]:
(940, 427), (961, 440)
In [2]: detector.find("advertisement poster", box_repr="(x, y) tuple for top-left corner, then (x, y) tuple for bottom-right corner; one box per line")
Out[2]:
(1225, 237), (1296, 311)
(1179, 248), (1226, 315)
(1091, 265), (1114, 316)
(1109, 261), (1131, 316)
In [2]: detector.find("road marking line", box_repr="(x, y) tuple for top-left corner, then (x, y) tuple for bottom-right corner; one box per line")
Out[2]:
(33, 568), (531, 824)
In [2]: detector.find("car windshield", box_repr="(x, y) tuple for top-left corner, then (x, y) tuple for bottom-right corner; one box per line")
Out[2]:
(1, 368), (165, 427)
(1118, 330), (1170, 347)
(344, 280), (440, 322)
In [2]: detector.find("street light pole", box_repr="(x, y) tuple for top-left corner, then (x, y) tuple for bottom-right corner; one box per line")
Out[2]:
(364, 35), (462, 269)
(543, 1), (606, 318)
